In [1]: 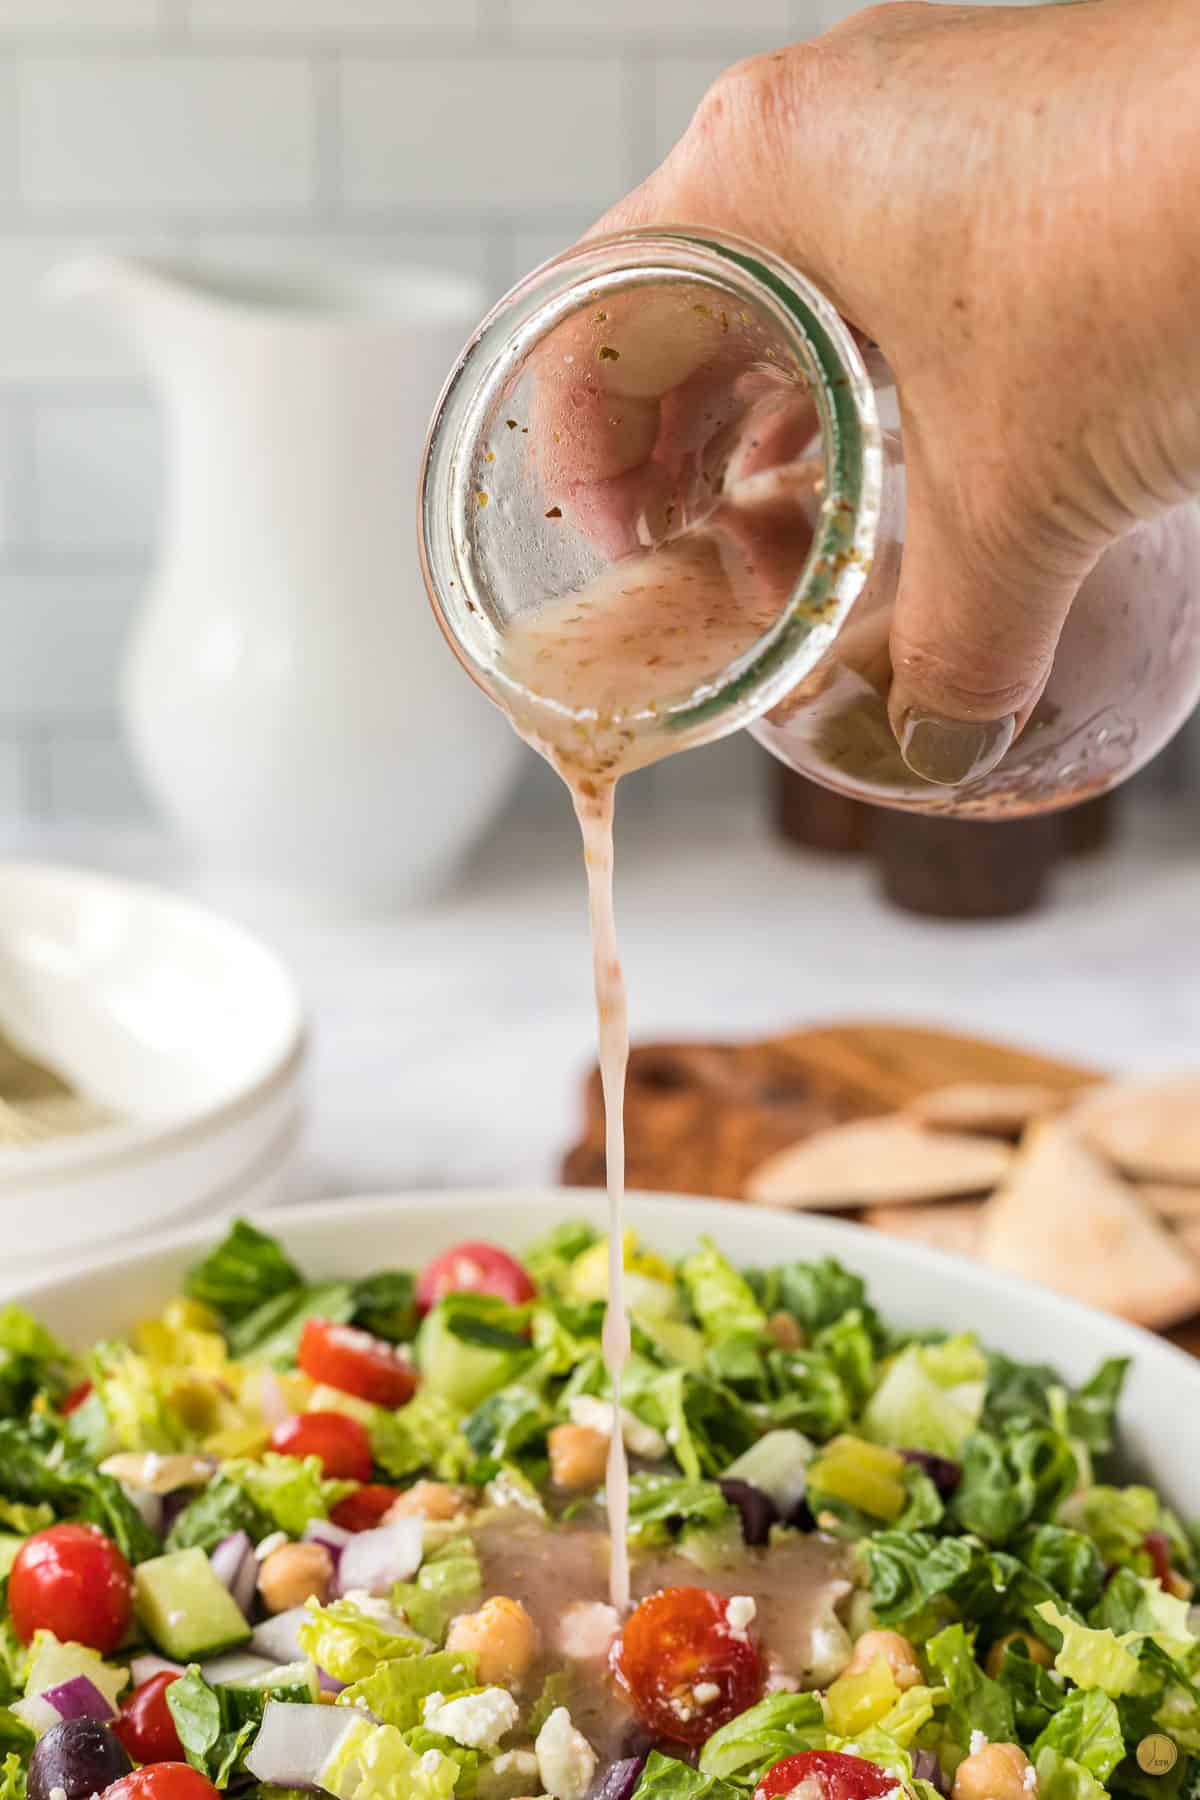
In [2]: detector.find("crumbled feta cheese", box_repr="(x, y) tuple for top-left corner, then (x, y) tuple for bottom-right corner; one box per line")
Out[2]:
(535, 1707), (597, 1800)
(339, 1589), (409, 1629)
(423, 1687), (519, 1750)
(494, 1753), (540, 1779)
(725, 1595), (756, 1639)
(255, 1530), (289, 1560)
(968, 1731), (989, 1758)
(692, 1683), (721, 1706)
(568, 1396), (667, 1461)
(1022, 1768), (1038, 1794)
(557, 1601), (619, 1661)
(50, 1786), (68, 1800)
(764, 1658), (800, 1695)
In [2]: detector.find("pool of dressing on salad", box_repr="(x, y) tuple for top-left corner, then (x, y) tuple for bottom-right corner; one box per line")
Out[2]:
(498, 524), (808, 1614)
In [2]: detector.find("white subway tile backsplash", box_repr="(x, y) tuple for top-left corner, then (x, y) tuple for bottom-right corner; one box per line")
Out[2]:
(651, 53), (736, 162)
(17, 56), (317, 216)
(185, 0), (482, 37)
(339, 55), (628, 213)
(0, 566), (140, 722)
(42, 725), (150, 820)
(512, 0), (791, 39)
(31, 395), (161, 550)
(0, 737), (29, 819)
(0, 0), (162, 31)
(168, 226), (492, 293)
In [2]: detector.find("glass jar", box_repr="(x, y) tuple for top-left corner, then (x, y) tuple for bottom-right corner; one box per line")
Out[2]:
(418, 228), (1200, 815)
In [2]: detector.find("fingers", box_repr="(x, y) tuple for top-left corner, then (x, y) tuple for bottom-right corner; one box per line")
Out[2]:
(886, 441), (1090, 786)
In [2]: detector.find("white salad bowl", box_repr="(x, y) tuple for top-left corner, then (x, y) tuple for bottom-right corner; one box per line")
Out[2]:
(0, 862), (307, 1268)
(5, 1189), (1200, 1516)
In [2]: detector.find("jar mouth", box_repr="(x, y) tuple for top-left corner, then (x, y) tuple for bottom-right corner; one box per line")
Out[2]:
(418, 227), (883, 758)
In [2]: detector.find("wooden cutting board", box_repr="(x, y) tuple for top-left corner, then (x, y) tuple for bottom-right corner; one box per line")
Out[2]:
(559, 1019), (1200, 1357)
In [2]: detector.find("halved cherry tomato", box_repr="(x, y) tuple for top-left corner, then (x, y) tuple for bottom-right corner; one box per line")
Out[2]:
(61, 1380), (93, 1416)
(612, 1586), (763, 1744)
(270, 1411), (372, 1482)
(114, 1673), (184, 1765)
(103, 1765), (222, 1800)
(298, 1318), (418, 1409)
(331, 1484), (403, 1532)
(754, 1753), (899, 1800)
(8, 1522), (133, 1652)
(416, 1241), (536, 1315)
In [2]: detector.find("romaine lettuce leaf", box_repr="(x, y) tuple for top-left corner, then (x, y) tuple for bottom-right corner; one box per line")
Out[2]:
(861, 1339), (986, 1459)
(0, 1416), (158, 1564)
(814, 1312), (876, 1413)
(762, 1350), (850, 1443)
(167, 1665), (273, 1789)
(392, 1536), (482, 1642)
(298, 1598), (425, 1684)
(338, 1650), (477, 1730)
(680, 1241), (766, 1342)
(638, 1749), (754, 1800)
(371, 1391), (471, 1484)
(866, 1530), (977, 1630)
(697, 1694), (825, 1783)
(350, 1273), (418, 1345)
(317, 1715), (459, 1800)
(1016, 1525), (1104, 1613)
(992, 1636), (1067, 1739)
(761, 1259), (877, 1339)
(1037, 1604), (1143, 1696)
(950, 1423), (1078, 1546)
(185, 1221), (303, 1325)
(165, 1473), (273, 1554)
(1033, 1688), (1125, 1781)
(0, 1752), (25, 1800)
(0, 1310), (73, 1419)
(1034, 1746), (1111, 1800)
(619, 1361), (757, 1481)
(626, 1475), (733, 1547)
(926, 1623), (1015, 1753)
(221, 1454), (350, 1536)
(229, 1283), (355, 1367)
(521, 1222), (599, 1295)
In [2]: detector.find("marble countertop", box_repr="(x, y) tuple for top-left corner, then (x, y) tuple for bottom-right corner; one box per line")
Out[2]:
(4, 785), (1200, 1209)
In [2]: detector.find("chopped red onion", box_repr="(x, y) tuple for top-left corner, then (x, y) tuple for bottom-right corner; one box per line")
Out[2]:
(317, 1668), (346, 1695)
(588, 1758), (646, 1800)
(259, 1372), (292, 1432)
(211, 1530), (253, 1589)
(130, 1655), (185, 1686)
(42, 1677), (115, 1724)
(335, 1519), (422, 1597)
(250, 1605), (310, 1664)
(303, 1519), (352, 1564)
(244, 1701), (356, 1790)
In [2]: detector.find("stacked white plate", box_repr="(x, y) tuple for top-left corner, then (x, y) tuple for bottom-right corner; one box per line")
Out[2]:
(0, 862), (307, 1277)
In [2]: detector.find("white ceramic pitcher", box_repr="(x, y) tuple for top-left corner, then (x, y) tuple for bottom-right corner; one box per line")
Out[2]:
(49, 253), (523, 909)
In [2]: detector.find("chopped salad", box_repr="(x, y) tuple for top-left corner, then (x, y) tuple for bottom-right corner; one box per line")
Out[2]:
(0, 1220), (1197, 1800)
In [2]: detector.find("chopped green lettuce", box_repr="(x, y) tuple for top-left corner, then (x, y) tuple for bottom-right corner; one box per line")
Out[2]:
(350, 1273), (418, 1344)
(165, 1473), (273, 1554)
(950, 1422), (1078, 1545)
(636, 1750), (749, 1800)
(521, 1222), (598, 1295)
(229, 1283), (355, 1367)
(861, 1337), (986, 1459)
(0, 1417), (157, 1564)
(0, 1310), (73, 1419)
(184, 1221), (303, 1325)
(926, 1623), (1016, 1754)
(221, 1454), (350, 1536)
(392, 1537), (482, 1642)
(1037, 1604), (1143, 1696)
(0, 1752), (25, 1800)
(626, 1475), (733, 1547)
(1034, 1746), (1111, 1800)
(1033, 1688), (1126, 1782)
(317, 1714), (459, 1800)
(680, 1240), (766, 1342)
(371, 1391), (471, 1483)
(338, 1650), (477, 1730)
(297, 1598), (424, 1685)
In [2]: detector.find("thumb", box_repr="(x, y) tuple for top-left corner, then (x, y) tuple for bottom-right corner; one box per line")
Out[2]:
(886, 447), (1091, 787)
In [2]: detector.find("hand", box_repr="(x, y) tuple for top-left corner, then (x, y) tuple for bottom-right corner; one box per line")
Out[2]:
(555, 0), (1200, 781)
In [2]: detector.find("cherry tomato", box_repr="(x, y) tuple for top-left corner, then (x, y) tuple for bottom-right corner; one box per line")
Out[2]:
(103, 1764), (222, 1800)
(612, 1586), (763, 1744)
(298, 1319), (418, 1410)
(61, 1380), (93, 1416)
(330, 1484), (403, 1532)
(754, 1753), (899, 1800)
(270, 1411), (372, 1482)
(9, 1522), (133, 1653)
(416, 1241), (536, 1315)
(114, 1673), (184, 1765)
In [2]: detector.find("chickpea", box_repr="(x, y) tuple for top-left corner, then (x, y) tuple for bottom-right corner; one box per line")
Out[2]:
(952, 1743), (1036, 1800)
(984, 1632), (1052, 1680)
(844, 1628), (923, 1691)
(257, 1541), (334, 1614)
(445, 1595), (540, 1686)
(386, 1480), (470, 1522)
(548, 1423), (609, 1491)
(767, 1311), (806, 1350)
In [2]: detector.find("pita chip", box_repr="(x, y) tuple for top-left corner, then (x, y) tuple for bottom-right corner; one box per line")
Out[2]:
(864, 1200), (985, 1259)
(1073, 1075), (1200, 1183)
(978, 1120), (1200, 1329)
(746, 1115), (1012, 1209)
(1139, 1183), (1200, 1221)
(907, 1082), (1069, 1138)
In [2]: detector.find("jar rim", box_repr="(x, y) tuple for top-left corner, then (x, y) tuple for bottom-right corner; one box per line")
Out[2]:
(418, 225), (883, 757)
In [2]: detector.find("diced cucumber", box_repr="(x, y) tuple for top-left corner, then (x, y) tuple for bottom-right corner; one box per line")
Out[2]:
(134, 1547), (252, 1660)
(231, 1660), (319, 1701)
(14, 1635), (129, 1734)
(416, 1309), (521, 1410)
(724, 1429), (815, 1514)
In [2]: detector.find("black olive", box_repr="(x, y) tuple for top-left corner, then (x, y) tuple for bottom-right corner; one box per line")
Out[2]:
(27, 1718), (133, 1800)
(718, 1477), (779, 1546)
(587, 1757), (647, 1800)
(899, 1448), (962, 1497)
(912, 1748), (951, 1796)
